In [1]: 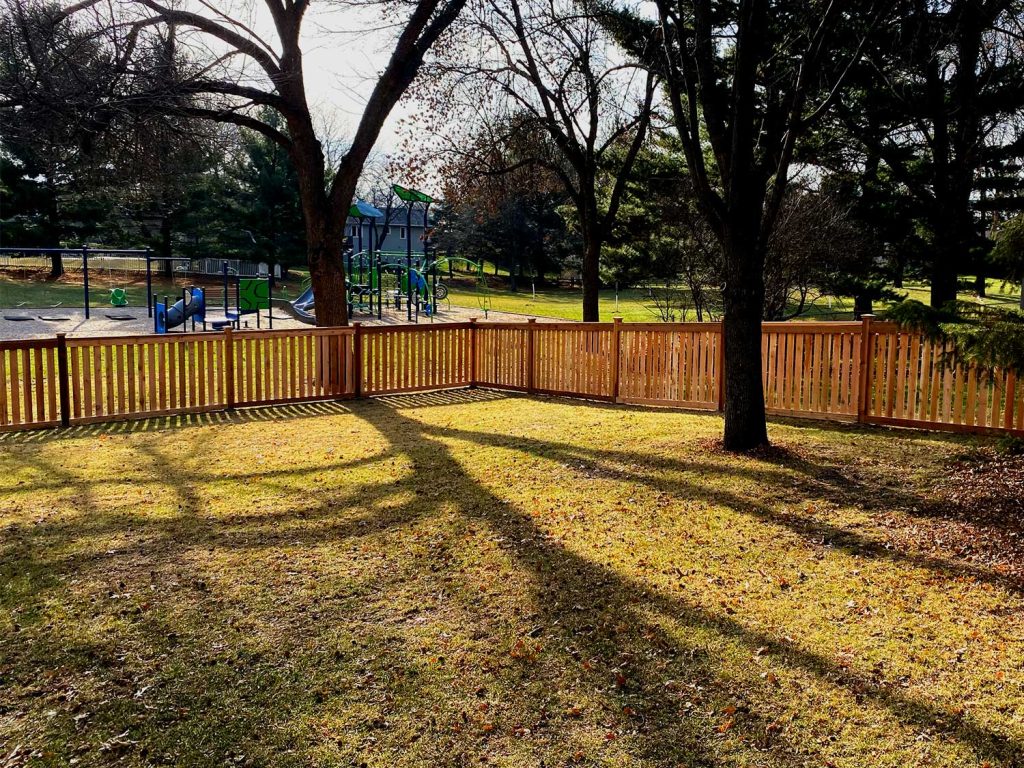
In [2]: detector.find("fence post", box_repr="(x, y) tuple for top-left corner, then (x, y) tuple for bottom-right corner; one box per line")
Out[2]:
(353, 322), (363, 398)
(469, 318), (478, 388)
(224, 326), (236, 409)
(716, 319), (726, 412)
(611, 317), (622, 402)
(526, 318), (536, 394)
(56, 333), (70, 428)
(857, 314), (874, 422)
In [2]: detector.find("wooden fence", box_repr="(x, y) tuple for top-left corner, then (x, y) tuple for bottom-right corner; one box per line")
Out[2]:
(1, 318), (1022, 436)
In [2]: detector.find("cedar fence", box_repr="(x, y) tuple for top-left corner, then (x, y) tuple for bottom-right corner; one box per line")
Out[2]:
(1, 317), (1022, 436)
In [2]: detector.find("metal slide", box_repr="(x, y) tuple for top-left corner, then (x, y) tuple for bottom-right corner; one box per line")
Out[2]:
(270, 285), (316, 325)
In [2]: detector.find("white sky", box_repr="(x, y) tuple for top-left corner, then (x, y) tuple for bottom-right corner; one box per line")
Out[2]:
(191, 1), (419, 154)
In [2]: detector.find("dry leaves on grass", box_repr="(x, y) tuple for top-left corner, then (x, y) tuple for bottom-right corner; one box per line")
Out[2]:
(895, 448), (1024, 584)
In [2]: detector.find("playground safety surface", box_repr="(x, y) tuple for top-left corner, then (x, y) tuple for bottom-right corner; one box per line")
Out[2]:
(0, 304), (558, 340)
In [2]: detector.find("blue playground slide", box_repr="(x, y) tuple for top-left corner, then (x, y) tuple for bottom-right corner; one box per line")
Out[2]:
(271, 284), (316, 324)
(155, 288), (205, 333)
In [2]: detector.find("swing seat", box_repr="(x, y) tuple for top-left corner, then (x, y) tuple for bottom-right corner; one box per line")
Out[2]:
(110, 287), (129, 307)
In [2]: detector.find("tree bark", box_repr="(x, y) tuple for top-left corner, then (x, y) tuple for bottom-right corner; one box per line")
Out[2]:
(44, 180), (64, 278)
(581, 232), (601, 322)
(721, 222), (769, 452)
(892, 255), (905, 289)
(854, 292), (874, 319)
(49, 252), (64, 279)
(305, 207), (348, 327)
(929, 232), (960, 308)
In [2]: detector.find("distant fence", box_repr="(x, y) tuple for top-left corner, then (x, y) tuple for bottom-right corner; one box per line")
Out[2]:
(0, 248), (272, 278)
(1, 318), (1022, 436)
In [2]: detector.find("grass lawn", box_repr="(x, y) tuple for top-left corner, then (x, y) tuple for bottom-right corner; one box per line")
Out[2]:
(445, 284), (857, 322)
(445, 277), (1022, 322)
(3, 266), (1021, 322)
(2, 394), (1022, 766)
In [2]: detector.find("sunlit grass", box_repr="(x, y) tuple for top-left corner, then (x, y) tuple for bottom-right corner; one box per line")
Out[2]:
(1, 393), (1021, 766)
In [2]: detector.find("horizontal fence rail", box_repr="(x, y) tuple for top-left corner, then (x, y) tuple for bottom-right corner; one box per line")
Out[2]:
(1, 318), (1021, 437)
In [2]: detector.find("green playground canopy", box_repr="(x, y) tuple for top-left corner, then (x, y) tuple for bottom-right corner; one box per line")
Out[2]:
(349, 199), (384, 218)
(392, 184), (434, 204)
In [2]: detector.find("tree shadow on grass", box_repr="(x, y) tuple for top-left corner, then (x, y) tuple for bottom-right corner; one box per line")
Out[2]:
(2, 392), (1022, 765)
(393, 402), (1024, 596)
(353, 399), (1024, 766)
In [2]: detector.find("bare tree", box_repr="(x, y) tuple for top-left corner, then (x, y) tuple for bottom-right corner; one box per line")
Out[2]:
(608, 0), (891, 449)
(76, 0), (468, 326)
(418, 0), (655, 321)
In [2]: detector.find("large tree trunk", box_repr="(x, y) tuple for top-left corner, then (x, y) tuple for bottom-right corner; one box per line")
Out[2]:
(721, 224), (769, 452)
(929, 222), (961, 308)
(308, 234), (348, 327)
(581, 233), (600, 322)
(854, 292), (874, 320)
(288, 115), (351, 327)
(49, 251), (64, 279)
(44, 180), (63, 278)
(892, 255), (905, 289)
(306, 207), (348, 327)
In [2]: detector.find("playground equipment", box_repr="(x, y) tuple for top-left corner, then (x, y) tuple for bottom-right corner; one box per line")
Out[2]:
(276, 251), (486, 325)
(0, 246), (137, 319)
(393, 184), (434, 322)
(272, 282), (316, 325)
(152, 263), (274, 333)
(154, 287), (205, 333)
(110, 287), (128, 306)
(224, 273), (273, 329)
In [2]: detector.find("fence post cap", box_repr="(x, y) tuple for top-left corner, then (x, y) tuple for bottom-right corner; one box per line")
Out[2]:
(613, 316), (623, 324)
(527, 318), (537, 324)
(469, 317), (478, 323)
(861, 313), (876, 319)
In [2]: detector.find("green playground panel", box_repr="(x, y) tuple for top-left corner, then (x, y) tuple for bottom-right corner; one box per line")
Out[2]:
(391, 184), (434, 204)
(239, 278), (270, 311)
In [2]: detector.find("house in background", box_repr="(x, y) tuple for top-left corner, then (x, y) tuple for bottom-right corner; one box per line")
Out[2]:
(343, 206), (431, 255)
